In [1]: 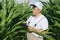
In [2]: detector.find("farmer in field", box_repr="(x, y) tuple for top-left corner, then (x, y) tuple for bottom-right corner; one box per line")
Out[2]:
(24, 1), (48, 40)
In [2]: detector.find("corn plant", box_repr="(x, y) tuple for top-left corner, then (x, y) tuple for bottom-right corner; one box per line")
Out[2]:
(0, 0), (60, 40)
(42, 0), (60, 40)
(0, 0), (31, 40)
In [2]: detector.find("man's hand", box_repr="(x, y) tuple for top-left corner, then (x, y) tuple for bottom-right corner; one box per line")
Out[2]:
(22, 22), (27, 24)
(28, 26), (36, 32)
(28, 26), (45, 35)
(20, 21), (28, 27)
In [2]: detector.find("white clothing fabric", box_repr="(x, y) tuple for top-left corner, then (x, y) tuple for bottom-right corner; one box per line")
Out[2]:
(26, 14), (48, 37)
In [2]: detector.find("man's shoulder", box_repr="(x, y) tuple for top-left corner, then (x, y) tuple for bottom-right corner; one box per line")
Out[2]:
(42, 15), (47, 19)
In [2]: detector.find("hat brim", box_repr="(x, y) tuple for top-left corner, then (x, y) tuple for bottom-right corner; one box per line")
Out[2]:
(30, 4), (37, 7)
(30, 4), (35, 6)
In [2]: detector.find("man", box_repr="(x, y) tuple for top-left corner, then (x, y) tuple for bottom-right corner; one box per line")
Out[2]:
(24, 1), (48, 40)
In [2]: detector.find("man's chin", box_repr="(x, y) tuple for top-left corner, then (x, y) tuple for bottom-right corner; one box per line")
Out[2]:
(32, 14), (36, 16)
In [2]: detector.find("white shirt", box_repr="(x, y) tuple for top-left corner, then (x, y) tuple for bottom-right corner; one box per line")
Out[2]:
(26, 14), (48, 37)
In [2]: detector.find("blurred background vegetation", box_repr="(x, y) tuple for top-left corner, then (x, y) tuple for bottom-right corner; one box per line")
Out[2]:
(0, 0), (60, 40)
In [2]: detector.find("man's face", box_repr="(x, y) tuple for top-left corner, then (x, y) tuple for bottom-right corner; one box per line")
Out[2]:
(32, 7), (40, 16)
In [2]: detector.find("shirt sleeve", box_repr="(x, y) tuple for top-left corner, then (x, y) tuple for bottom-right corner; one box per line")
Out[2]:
(26, 16), (32, 25)
(26, 16), (32, 22)
(36, 18), (48, 30)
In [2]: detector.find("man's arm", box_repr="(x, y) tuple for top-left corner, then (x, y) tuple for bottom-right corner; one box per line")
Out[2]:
(28, 26), (45, 35)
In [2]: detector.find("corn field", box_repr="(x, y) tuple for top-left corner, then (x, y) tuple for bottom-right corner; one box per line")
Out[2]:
(0, 0), (60, 40)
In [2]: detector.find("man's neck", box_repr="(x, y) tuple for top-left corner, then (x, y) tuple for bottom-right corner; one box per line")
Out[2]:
(34, 13), (42, 18)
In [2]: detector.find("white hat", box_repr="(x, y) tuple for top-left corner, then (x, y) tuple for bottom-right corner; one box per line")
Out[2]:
(30, 1), (43, 10)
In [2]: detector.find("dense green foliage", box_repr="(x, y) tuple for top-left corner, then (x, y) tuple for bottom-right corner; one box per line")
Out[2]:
(0, 0), (31, 40)
(42, 0), (60, 40)
(0, 0), (60, 40)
